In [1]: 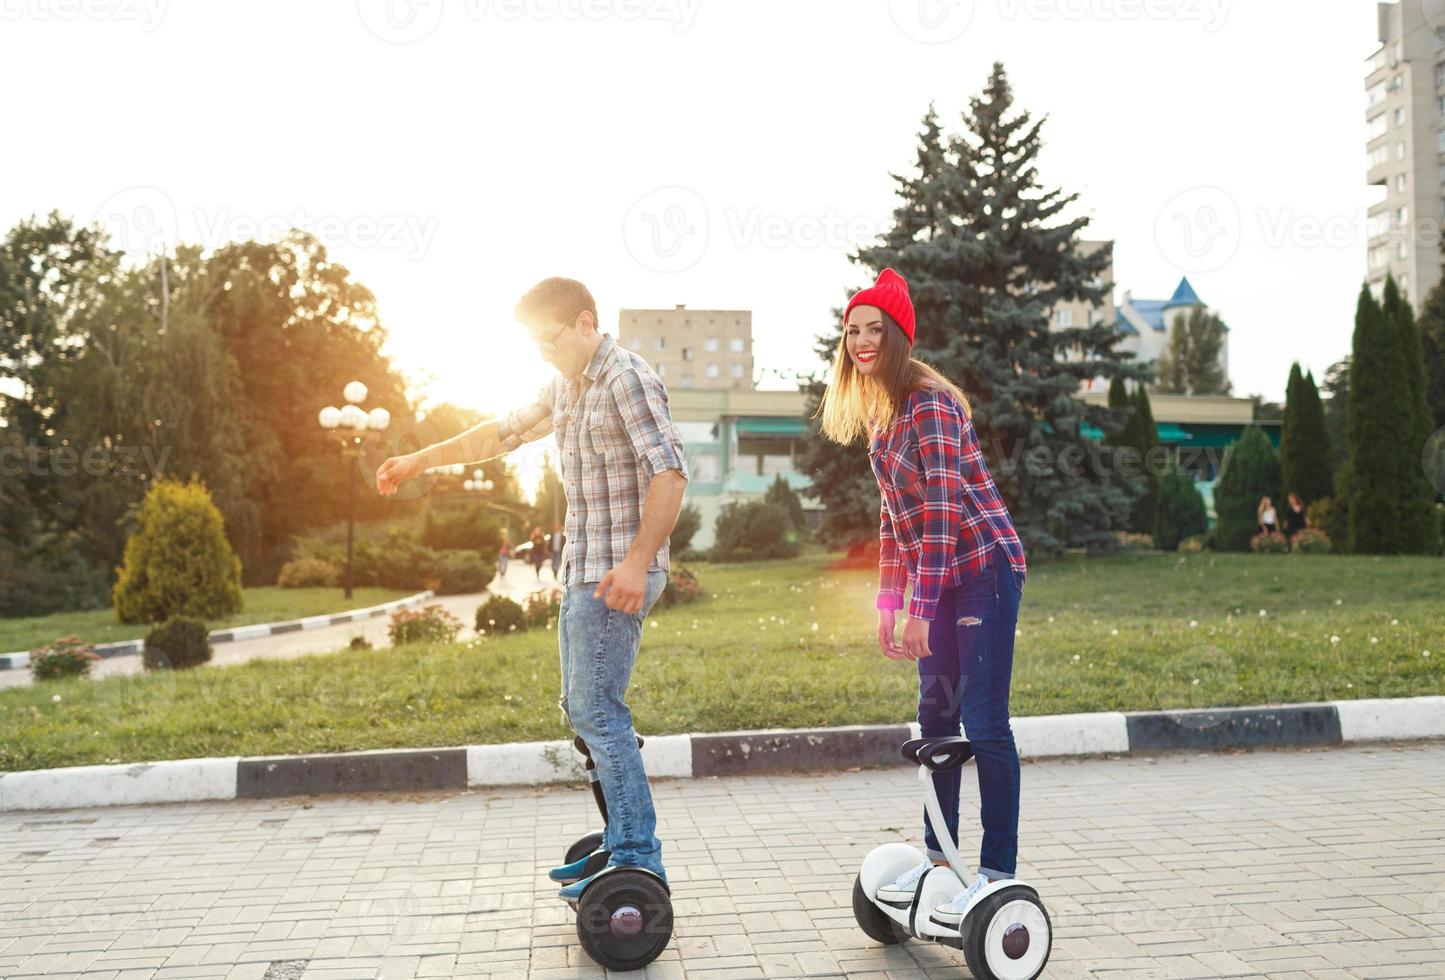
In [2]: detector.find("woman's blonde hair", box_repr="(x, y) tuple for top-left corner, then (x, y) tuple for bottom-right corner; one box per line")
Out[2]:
(816, 309), (972, 445)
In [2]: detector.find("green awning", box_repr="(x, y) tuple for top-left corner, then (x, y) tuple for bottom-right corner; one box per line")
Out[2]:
(1080, 422), (1105, 441)
(1155, 424), (1193, 443)
(735, 417), (808, 437)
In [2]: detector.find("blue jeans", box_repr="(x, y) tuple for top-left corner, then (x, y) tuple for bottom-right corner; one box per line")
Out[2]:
(558, 569), (668, 880)
(917, 550), (1024, 880)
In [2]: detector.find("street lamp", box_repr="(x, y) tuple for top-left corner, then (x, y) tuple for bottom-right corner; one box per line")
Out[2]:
(319, 381), (390, 599)
(462, 468), (494, 494)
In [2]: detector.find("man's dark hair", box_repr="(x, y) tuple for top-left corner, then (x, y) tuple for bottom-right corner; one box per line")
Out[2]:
(514, 277), (597, 328)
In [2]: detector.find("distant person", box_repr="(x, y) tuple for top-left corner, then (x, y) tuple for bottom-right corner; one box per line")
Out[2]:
(550, 523), (564, 580)
(1282, 492), (1308, 539)
(1257, 496), (1278, 536)
(530, 526), (547, 579)
(498, 534), (511, 578)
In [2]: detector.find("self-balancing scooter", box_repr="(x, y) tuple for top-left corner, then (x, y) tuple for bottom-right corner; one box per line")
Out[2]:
(552, 735), (672, 971)
(853, 737), (1052, 979)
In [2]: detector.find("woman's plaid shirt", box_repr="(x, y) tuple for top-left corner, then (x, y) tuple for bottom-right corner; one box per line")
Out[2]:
(498, 334), (688, 587)
(870, 386), (1027, 621)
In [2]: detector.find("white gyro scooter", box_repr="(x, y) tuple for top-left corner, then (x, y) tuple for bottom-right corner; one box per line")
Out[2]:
(853, 736), (1052, 979)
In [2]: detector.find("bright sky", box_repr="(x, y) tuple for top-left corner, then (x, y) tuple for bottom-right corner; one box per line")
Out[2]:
(1, 0), (1386, 416)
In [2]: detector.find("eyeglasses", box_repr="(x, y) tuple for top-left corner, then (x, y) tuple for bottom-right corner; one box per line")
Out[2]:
(533, 316), (576, 354)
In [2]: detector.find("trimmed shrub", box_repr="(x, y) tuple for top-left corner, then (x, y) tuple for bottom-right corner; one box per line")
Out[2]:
(143, 617), (212, 671)
(1291, 528), (1333, 555)
(764, 474), (806, 530)
(1, 549), (110, 618)
(1250, 531), (1290, 554)
(29, 635), (101, 681)
(476, 595), (527, 635)
(712, 501), (800, 561)
(113, 479), (244, 624)
(276, 557), (340, 588)
(1154, 466), (1208, 552)
(1305, 497), (1332, 536)
(432, 550), (496, 595)
(348, 636), (373, 650)
(670, 503), (702, 554)
(1114, 532), (1155, 552)
(387, 604), (462, 645)
(422, 501), (504, 555)
(1177, 534), (1208, 554)
(660, 565), (699, 606)
(524, 587), (562, 628)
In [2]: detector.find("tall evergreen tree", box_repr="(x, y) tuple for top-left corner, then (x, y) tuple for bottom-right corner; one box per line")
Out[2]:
(1320, 355), (1351, 476)
(1417, 279), (1445, 432)
(818, 63), (1148, 556)
(1279, 363), (1332, 506)
(1212, 426), (1281, 552)
(1126, 384), (1162, 533)
(1379, 276), (1438, 547)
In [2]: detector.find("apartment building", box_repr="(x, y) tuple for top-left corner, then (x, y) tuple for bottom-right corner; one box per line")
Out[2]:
(618, 306), (753, 390)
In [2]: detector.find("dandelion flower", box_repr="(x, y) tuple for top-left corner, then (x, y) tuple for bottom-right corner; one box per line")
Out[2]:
(1071, 654), (1081, 662)
(1424, 650), (1432, 658)
(811, 623), (819, 632)
(1391, 618), (1399, 626)
(1330, 635), (1341, 645)
(1189, 620), (1198, 628)
(51, 694), (61, 703)
(650, 620), (658, 628)
(1334, 598), (1343, 606)
(1259, 609), (1267, 618)
(1110, 628), (1119, 636)
(1370, 636), (1378, 645)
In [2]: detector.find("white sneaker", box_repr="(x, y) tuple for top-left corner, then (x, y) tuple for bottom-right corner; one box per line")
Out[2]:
(929, 872), (993, 927)
(874, 859), (933, 906)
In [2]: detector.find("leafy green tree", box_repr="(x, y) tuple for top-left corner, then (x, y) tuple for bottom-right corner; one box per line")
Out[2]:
(1155, 306), (1232, 395)
(764, 474), (805, 530)
(670, 502), (702, 553)
(1211, 426), (1280, 552)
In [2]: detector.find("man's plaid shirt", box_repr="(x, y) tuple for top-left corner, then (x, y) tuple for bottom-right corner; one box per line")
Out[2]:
(870, 385), (1027, 621)
(498, 334), (688, 587)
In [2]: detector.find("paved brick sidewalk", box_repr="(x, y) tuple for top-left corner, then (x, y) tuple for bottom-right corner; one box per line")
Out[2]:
(1, 742), (1441, 979)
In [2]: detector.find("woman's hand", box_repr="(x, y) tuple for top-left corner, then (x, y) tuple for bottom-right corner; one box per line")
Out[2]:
(900, 614), (933, 660)
(877, 610), (908, 660)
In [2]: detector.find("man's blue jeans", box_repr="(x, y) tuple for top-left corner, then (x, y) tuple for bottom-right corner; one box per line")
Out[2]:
(558, 569), (668, 880)
(917, 550), (1024, 880)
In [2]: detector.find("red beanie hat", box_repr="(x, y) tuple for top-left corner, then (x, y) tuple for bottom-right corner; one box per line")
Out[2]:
(844, 268), (915, 345)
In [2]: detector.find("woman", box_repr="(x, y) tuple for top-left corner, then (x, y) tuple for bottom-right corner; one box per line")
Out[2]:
(818, 268), (1029, 920)
(529, 526), (547, 580)
(498, 533), (511, 578)
(1282, 492), (1308, 539)
(1257, 496), (1278, 536)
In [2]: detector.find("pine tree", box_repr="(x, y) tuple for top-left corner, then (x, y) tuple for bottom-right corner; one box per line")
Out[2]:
(1126, 385), (1162, 533)
(1211, 426), (1281, 552)
(1418, 280), (1445, 432)
(1379, 276), (1438, 549)
(1154, 463), (1207, 552)
(839, 63), (1148, 556)
(1156, 307), (1230, 395)
(1320, 356), (1351, 476)
(1280, 363), (1332, 507)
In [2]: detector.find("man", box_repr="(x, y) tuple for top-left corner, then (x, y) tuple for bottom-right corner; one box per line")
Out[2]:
(375, 277), (688, 896)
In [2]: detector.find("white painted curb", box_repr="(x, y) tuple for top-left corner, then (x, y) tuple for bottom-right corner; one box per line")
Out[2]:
(1334, 696), (1445, 742)
(1014, 711), (1131, 757)
(0, 757), (239, 811)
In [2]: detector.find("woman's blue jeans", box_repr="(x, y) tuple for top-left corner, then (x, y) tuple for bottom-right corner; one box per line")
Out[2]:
(916, 551), (1024, 880)
(558, 569), (668, 881)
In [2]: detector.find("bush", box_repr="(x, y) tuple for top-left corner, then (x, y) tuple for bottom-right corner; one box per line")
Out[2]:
(1305, 496), (1332, 535)
(0, 548), (110, 618)
(387, 604), (462, 645)
(113, 479), (244, 624)
(348, 636), (373, 650)
(1114, 531), (1155, 552)
(476, 595), (527, 635)
(670, 503), (703, 554)
(1153, 466), (1209, 553)
(421, 501), (504, 555)
(764, 474), (806, 530)
(142, 617), (213, 671)
(1177, 534), (1208, 554)
(276, 557), (341, 588)
(432, 550), (496, 595)
(28, 635), (101, 681)
(1291, 528), (1333, 554)
(660, 565), (700, 607)
(524, 587), (563, 628)
(711, 501), (800, 562)
(1250, 531), (1290, 554)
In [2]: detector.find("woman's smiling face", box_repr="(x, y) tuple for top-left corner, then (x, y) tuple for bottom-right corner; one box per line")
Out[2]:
(845, 304), (886, 376)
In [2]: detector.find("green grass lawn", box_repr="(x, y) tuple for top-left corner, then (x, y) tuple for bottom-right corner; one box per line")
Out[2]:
(1, 549), (1441, 770)
(0, 587), (415, 655)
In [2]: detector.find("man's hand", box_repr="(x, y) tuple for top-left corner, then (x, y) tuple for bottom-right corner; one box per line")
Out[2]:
(595, 560), (648, 615)
(376, 452), (425, 496)
(900, 614), (932, 661)
(878, 609), (908, 661)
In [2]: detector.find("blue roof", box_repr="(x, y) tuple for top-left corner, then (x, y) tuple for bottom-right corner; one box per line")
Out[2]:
(1163, 276), (1202, 309)
(1128, 299), (1169, 332)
